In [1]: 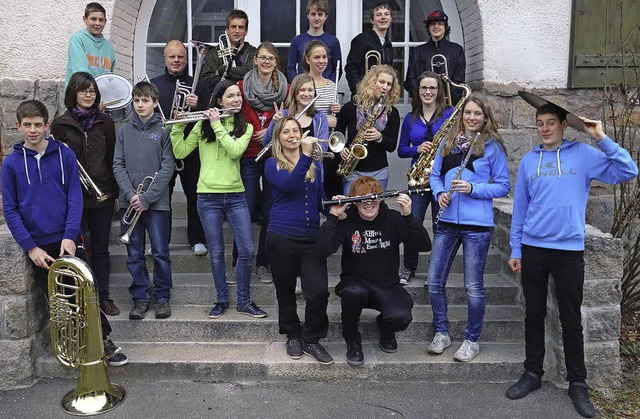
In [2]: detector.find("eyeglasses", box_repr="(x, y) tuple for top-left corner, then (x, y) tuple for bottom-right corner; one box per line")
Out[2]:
(79, 89), (97, 96)
(419, 86), (438, 92)
(256, 56), (276, 63)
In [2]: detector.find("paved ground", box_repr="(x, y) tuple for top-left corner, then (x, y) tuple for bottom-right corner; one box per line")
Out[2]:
(0, 377), (589, 418)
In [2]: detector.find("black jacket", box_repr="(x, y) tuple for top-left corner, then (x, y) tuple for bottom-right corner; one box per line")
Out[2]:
(50, 111), (117, 208)
(335, 101), (400, 173)
(345, 30), (393, 95)
(317, 203), (431, 286)
(404, 38), (466, 104)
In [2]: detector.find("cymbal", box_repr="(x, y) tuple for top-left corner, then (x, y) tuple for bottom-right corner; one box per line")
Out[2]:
(518, 91), (585, 132)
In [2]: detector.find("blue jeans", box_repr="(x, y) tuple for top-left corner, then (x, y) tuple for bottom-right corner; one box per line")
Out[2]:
(343, 168), (389, 195)
(403, 188), (438, 272)
(427, 222), (492, 342)
(233, 157), (270, 268)
(121, 209), (172, 302)
(198, 193), (254, 306)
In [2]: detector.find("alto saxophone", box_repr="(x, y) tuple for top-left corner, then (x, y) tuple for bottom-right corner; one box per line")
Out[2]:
(406, 79), (472, 187)
(336, 93), (386, 179)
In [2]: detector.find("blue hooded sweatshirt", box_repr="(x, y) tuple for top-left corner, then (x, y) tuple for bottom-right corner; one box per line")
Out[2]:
(509, 136), (638, 259)
(430, 138), (510, 227)
(1, 137), (83, 252)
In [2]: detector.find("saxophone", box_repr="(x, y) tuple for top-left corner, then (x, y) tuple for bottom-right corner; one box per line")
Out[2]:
(336, 93), (386, 179)
(406, 79), (472, 187)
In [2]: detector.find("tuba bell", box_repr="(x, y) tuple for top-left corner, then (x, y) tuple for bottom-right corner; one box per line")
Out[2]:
(48, 255), (126, 415)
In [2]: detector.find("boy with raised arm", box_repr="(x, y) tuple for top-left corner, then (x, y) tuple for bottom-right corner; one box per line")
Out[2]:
(506, 98), (638, 418)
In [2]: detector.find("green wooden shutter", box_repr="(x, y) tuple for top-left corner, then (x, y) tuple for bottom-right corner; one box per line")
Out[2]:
(569, 0), (640, 88)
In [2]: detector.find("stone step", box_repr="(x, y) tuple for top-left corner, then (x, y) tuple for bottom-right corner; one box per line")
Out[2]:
(104, 304), (524, 343)
(107, 245), (503, 275)
(35, 341), (525, 383)
(107, 273), (519, 306)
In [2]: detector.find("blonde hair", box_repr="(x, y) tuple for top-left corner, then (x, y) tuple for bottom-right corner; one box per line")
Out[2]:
(284, 73), (316, 117)
(354, 65), (400, 112)
(271, 117), (316, 182)
(441, 94), (506, 157)
(255, 42), (281, 90)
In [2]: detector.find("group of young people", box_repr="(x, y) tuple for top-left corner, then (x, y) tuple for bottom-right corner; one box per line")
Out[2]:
(2, 1), (638, 418)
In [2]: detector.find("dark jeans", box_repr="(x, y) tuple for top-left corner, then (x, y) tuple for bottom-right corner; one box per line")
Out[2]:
(267, 232), (329, 343)
(31, 242), (111, 337)
(521, 244), (587, 382)
(233, 157), (271, 268)
(169, 153), (206, 247)
(335, 277), (413, 342)
(82, 206), (113, 302)
(403, 188), (437, 272)
(120, 209), (173, 302)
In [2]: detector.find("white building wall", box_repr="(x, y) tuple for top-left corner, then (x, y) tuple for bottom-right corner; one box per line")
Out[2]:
(0, 0), (572, 87)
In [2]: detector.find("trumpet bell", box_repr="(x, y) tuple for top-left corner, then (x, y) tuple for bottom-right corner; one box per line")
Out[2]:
(327, 131), (346, 153)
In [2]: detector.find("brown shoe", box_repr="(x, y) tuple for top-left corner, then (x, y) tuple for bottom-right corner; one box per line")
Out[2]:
(100, 299), (121, 316)
(155, 301), (172, 319)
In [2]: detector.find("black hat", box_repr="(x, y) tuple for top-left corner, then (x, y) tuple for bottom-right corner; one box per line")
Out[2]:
(424, 10), (448, 25)
(518, 91), (585, 132)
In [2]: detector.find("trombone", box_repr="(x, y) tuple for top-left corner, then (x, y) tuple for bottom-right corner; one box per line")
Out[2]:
(163, 108), (241, 126)
(431, 54), (453, 107)
(365, 50), (381, 73)
(60, 141), (109, 203)
(119, 172), (158, 244)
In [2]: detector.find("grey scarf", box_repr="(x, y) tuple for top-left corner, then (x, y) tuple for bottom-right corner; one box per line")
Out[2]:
(242, 69), (288, 111)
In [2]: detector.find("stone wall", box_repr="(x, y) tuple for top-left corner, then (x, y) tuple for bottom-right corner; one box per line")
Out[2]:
(492, 198), (623, 390)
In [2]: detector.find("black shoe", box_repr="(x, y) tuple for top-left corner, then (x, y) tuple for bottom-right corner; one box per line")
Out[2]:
(103, 338), (128, 366)
(100, 299), (120, 316)
(155, 301), (171, 319)
(506, 371), (542, 399)
(301, 340), (334, 365)
(129, 300), (149, 320)
(379, 337), (397, 353)
(286, 337), (303, 359)
(346, 340), (364, 366)
(568, 381), (596, 418)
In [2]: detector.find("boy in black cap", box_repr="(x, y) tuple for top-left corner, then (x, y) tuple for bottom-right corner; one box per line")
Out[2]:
(404, 10), (466, 104)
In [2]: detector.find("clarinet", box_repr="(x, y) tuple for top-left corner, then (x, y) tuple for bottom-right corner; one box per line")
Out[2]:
(322, 187), (431, 208)
(434, 132), (480, 225)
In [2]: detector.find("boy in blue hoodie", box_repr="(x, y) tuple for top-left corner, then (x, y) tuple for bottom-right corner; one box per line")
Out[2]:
(65, 2), (116, 88)
(2, 100), (127, 366)
(113, 81), (175, 320)
(506, 101), (638, 418)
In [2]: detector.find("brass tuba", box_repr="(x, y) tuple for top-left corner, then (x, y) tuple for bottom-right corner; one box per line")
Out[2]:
(48, 255), (125, 415)
(406, 78), (471, 187)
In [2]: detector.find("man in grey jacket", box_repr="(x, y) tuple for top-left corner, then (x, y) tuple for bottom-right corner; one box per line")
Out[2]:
(113, 81), (175, 320)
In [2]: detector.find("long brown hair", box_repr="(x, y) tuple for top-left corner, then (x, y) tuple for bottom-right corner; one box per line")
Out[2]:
(255, 42), (281, 90)
(270, 116), (316, 182)
(441, 94), (506, 157)
(410, 71), (447, 122)
(284, 74), (316, 117)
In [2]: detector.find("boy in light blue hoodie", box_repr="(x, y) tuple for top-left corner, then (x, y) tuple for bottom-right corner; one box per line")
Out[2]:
(65, 2), (116, 88)
(506, 100), (638, 418)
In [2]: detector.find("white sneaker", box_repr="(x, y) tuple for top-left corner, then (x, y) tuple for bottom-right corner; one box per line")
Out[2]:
(256, 266), (273, 284)
(453, 340), (480, 362)
(295, 276), (302, 295)
(427, 332), (451, 354)
(193, 243), (207, 256)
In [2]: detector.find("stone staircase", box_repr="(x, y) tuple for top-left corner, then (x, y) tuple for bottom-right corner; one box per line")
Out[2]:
(36, 193), (525, 383)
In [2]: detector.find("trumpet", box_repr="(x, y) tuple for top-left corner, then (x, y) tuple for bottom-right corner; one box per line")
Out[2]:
(60, 141), (109, 203)
(297, 131), (346, 161)
(431, 54), (453, 107)
(217, 34), (235, 67)
(119, 172), (158, 244)
(163, 108), (241, 126)
(365, 50), (381, 73)
(322, 187), (431, 208)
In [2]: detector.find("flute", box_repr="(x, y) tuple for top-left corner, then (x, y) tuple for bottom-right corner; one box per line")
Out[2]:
(322, 187), (431, 208)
